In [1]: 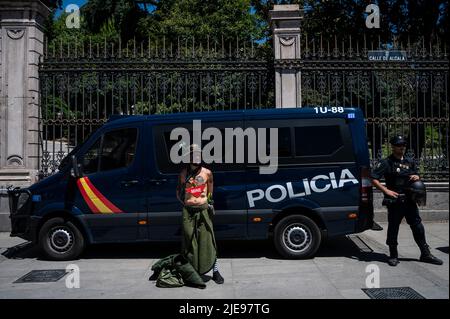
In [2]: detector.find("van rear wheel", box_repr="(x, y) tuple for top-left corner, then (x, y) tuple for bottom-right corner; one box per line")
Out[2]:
(38, 217), (85, 261)
(274, 215), (321, 259)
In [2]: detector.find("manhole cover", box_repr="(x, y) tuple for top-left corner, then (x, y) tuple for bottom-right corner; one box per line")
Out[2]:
(362, 287), (425, 299)
(13, 269), (69, 283)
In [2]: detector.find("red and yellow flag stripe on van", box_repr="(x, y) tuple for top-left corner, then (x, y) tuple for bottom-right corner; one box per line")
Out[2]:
(77, 177), (123, 214)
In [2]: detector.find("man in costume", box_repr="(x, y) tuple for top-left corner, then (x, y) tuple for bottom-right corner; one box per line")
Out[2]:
(176, 144), (224, 284)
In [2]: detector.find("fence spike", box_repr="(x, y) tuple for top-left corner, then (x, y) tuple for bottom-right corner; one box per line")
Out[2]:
(222, 34), (225, 59)
(320, 34), (323, 55)
(163, 35), (166, 58)
(251, 38), (254, 58)
(59, 37), (63, 59)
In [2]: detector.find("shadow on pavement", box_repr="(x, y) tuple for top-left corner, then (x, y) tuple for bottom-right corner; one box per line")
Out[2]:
(317, 236), (389, 263)
(436, 246), (448, 254)
(1, 242), (38, 259)
(83, 240), (281, 260)
(2, 235), (392, 263)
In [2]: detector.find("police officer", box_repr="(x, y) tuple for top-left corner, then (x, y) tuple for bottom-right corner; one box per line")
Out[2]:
(371, 135), (443, 267)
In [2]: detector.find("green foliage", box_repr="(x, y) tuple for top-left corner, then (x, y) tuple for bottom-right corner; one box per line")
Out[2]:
(423, 125), (445, 156)
(42, 0), (63, 9)
(42, 95), (82, 120)
(82, 0), (146, 41)
(136, 0), (262, 42)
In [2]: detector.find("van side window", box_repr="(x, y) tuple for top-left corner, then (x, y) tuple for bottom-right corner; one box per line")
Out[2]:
(100, 128), (137, 171)
(294, 125), (342, 157)
(82, 128), (138, 174)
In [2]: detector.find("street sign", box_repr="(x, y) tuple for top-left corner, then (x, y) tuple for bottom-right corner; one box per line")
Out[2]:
(368, 50), (407, 61)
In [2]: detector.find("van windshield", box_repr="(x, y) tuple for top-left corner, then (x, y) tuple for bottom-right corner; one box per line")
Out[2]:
(57, 144), (82, 170)
(57, 131), (95, 170)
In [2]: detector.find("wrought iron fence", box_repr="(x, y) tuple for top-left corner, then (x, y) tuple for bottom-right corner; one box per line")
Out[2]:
(38, 34), (449, 181)
(38, 36), (274, 176)
(292, 34), (448, 181)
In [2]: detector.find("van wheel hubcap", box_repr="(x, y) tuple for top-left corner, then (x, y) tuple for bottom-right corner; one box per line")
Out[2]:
(49, 227), (73, 253)
(283, 224), (311, 253)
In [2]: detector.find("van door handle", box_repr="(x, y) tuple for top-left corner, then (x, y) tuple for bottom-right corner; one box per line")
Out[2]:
(121, 180), (139, 187)
(148, 178), (167, 186)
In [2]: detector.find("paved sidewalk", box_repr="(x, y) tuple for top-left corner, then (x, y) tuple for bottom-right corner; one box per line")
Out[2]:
(0, 222), (448, 299)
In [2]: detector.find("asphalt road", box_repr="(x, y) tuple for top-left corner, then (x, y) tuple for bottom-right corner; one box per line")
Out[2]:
(0, 221), (448, 299)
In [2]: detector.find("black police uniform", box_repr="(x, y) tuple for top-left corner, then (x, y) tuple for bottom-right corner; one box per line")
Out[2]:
(371, 155), (426, 248)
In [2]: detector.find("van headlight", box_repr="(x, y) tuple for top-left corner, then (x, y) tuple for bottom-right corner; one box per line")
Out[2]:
(9, 191), (31, 214)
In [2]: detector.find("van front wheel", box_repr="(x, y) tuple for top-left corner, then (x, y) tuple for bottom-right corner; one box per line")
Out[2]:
(274, 215), (321, 259)
(38, 217), (85, 261)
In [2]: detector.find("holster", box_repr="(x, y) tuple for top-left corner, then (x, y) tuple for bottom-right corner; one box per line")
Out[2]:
(382, 194), (406, 206)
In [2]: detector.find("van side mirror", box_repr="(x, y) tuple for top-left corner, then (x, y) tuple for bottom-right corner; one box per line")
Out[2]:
(71, 155), (83, 178)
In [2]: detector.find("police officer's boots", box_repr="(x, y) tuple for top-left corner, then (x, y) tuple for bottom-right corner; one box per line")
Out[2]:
(387, 245), (399, 266)
(419, 244), (443, 265)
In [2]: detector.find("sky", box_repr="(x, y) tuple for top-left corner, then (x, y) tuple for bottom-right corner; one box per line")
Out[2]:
(55, 0), (257, 19)
(55, 0), (87, 17)
(55, 0), (159, 18)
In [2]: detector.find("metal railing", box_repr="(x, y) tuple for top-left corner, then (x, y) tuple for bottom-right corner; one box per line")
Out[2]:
(38, 34), (448, 180)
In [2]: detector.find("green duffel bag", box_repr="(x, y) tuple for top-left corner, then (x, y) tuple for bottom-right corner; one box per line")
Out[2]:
(156, 267), (184, 288)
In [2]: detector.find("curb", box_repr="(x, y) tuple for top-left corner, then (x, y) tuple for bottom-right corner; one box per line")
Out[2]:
(374, 210), (449, 222)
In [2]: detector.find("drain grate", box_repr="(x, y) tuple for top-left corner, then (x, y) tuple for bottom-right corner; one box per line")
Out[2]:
(13, 269), (69, 283)
(362, 287), (425, 299)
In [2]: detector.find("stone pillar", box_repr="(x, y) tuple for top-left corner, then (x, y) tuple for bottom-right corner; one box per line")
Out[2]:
(270, 4), (303, 108)
(0, 0), (51, 231)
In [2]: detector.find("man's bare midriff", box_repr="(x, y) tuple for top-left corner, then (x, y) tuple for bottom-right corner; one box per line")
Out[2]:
(184, 167), (209, 207)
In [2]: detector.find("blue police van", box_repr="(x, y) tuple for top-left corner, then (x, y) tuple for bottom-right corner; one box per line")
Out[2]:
(8, 107), (374, 260)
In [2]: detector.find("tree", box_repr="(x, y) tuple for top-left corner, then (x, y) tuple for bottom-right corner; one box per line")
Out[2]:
(251, 0), (448, 45)
(136, 0), (263, 43)
(82, 0), (147, 42)
(41, 0), (63, 9)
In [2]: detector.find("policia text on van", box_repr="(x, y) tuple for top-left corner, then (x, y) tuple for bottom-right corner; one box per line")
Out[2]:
(8, 107), (375, 260)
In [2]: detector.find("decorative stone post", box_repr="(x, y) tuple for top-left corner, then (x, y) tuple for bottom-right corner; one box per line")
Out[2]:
(269, 4), (303, 108)
(0, 0), (51, 231)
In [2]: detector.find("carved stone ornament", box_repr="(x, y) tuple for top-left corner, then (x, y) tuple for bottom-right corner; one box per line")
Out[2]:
(7, 155), (24, 166)
(7, 29), (25, 40)
(279, 37), (295, 47)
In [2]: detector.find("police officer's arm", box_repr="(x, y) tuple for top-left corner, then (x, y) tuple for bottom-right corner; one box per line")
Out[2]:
(409, 160), (420, 181)
(372, 179), (399, 198)
(371, 160), (399, 198)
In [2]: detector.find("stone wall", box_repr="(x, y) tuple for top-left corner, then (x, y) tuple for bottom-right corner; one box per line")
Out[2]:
(0, 0), (51, 232)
